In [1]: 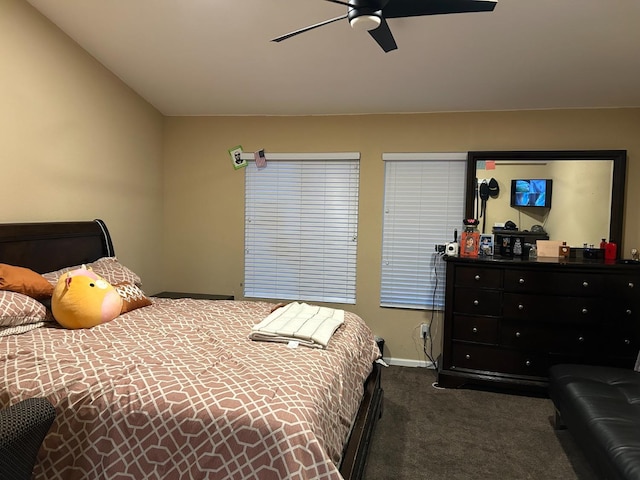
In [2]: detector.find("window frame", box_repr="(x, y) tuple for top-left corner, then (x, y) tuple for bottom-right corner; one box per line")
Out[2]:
(380, 152), (467, 310)
(243, 151), (360, 304)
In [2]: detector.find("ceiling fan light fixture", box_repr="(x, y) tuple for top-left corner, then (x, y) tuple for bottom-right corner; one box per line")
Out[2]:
(349, 14), (381, 31)
(272, 0), (498, 52)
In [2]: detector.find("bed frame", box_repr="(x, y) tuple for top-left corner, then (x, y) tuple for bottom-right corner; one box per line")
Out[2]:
(0, 219), (383, 480)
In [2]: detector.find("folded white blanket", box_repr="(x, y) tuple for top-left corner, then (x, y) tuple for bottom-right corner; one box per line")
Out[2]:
(250, 302), (345, 349)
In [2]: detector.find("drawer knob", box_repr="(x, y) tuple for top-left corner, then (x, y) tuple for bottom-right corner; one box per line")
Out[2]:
(472, 327), (478, 333)
(465, 354), (471, 360)
(473, 300), (479, 306)
(518, 304), (524, 311)
(625, 339), (631, 345)
(581, 308), (588, 314)
(582, 281), (589, 288)
(627, 309), (633, 316)
(525, 360), (531, 367)
(474, 275), (481, 281)
(629, 282), (635, 289)
(515, 331), (521, 338)
(578, 336), (585, 342)
(519, 278), (525, 284)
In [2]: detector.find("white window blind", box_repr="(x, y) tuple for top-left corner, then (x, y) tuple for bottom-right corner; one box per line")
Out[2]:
(380, 153), (466, 309)
(244, 152), (359, 304)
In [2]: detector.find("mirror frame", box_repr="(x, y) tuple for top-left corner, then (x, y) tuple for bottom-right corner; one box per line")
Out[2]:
(465, 150), (627, 255)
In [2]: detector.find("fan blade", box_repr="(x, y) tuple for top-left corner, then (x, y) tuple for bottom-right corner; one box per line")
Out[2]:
(325, 0), (392, 10)
(383, 0), (497, 18)
(368, 18), (397, 52)
(324, 0), (353, 7)
(271, 14), (348, 42)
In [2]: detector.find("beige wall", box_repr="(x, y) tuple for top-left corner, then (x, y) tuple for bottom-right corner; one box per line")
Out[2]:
(4, 0), (640, 364)
(163, 111), (640, 363)
(1, 0), (165, 294)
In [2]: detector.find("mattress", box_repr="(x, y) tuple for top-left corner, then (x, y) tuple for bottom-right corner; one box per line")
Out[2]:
(0, 299), (379, 479)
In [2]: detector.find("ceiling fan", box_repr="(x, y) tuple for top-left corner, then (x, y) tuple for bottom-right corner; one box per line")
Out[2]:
(271, 0), (497, 53)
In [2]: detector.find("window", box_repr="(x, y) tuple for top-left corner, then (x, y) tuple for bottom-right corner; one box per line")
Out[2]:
(380, 153), (466, 309)
(244, 152), (359, 304)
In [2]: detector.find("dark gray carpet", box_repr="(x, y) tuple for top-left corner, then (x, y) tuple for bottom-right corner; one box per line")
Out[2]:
(363, 366), (598, 480)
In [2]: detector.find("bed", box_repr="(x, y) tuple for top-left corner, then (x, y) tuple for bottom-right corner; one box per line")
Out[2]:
(0, 219), (383, 480)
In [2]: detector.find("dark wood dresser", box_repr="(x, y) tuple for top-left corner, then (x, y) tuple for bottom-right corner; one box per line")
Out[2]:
(437, 256), (640, 391)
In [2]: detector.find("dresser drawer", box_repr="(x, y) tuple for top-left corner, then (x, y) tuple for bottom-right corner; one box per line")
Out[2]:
(605, 300), (640, 322)
(549, 326), (598, 354)
(454, 288), (502, 316)
(500, 321), (551, 350)
(454, 266), (502, 288)
(501, 320), (596, 353)
(606, 274), (640, 300)
(453, 315), (499, 344)
(451, 342), (548, 377)
(503, 293), (602, 323)
(602, 327), (640, 359)
(504, 269), (603, 296)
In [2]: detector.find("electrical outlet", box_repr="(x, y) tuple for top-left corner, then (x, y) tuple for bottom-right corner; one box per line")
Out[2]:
(420, 323), (430, 339)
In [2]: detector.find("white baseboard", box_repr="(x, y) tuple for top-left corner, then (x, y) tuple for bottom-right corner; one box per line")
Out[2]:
(383, 357), (436, 369)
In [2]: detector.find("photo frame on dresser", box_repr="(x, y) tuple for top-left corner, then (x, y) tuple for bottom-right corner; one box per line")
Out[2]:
(479, 234), (494, 256)
(460, 231), (480, 257)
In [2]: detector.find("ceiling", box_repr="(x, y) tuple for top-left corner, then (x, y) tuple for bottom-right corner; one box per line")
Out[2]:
(25, 0), (640, 116)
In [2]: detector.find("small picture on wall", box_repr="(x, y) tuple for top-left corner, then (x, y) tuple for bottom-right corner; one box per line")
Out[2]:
(228, 145), (247, 170)
(460, 231), (480, 257)
(479, 234), (494, 256)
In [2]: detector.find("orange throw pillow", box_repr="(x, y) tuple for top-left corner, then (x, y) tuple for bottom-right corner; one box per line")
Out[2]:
(0, 264), (54, 299)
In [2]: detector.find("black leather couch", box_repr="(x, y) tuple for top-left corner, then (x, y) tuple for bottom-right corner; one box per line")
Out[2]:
(549, 364), (640, 480)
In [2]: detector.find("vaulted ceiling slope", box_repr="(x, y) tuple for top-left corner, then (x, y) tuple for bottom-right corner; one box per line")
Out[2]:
(25, 0), (640, 116)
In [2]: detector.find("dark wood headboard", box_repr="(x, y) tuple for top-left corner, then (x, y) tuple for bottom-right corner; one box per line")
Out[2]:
(0, 219), (114, 273)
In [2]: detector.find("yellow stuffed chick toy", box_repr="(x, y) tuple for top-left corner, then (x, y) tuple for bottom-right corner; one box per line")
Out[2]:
(52, 266), (123, 329)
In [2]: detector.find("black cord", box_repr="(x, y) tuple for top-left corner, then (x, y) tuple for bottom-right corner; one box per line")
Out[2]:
(423, 253), (441, 369)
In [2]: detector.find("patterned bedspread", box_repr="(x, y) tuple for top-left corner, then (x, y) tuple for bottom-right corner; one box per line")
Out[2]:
(0, 299), (379, 479)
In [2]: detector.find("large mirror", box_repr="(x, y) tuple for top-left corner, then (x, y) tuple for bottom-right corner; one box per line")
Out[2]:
(466, 150), (626, 254)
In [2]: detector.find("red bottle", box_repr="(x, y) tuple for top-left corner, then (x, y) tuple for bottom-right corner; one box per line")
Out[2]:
(605, 241), (617, 260)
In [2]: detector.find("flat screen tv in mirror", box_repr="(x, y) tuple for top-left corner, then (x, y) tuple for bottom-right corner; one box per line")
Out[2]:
(510, 179), (552, 208)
